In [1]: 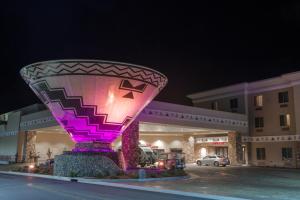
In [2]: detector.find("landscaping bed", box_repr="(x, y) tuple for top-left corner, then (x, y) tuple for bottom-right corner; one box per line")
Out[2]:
(94, 168), (187, 179)
(10, 164), (187, 180)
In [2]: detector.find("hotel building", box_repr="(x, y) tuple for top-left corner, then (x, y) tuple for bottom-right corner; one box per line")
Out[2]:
(1, 71), (300, 168)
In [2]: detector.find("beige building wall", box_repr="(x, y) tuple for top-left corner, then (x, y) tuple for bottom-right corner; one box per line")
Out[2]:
(35, 132), (75, 162)
(251, 142), (297, 168)
(113, 133), (196, 163)
(292, 85), (300, 134)
(194, 145), (225, 158)
(0, 136), (18, 156)
(194, 94), (246, 114)
(248, 87), (296, 137)
(113, 133), (185, 152)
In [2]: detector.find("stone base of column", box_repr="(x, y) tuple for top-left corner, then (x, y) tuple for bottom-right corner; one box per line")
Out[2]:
(122, 121), (139, 170)
(25, 131), (37, 163)
(228, 132), (243, 165)
(54, 151), (121, 177)
(182, 135), (195, 163)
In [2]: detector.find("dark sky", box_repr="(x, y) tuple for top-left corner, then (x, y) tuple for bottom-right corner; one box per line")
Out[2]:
(1, 1), (300, 113)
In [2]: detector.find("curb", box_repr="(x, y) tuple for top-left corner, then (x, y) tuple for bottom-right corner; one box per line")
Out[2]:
(84, 175), (190, 182)
(0, 171), (248, 200)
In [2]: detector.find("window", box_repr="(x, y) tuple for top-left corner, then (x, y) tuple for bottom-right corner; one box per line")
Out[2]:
(280, 114), (291, 127)
(255, 117), (264, 128)
(230, 98), (238, 109)
(282, 148), (293, 160)
(211, 101), (218, 110)
(256, 148), (266, 160)
(278, 91), (289, 104)
(254, 95), (263, 107)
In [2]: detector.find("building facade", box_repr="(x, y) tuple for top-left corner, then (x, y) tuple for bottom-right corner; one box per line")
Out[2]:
(2, 71), (300, 168)
(188, 71), (300, 168)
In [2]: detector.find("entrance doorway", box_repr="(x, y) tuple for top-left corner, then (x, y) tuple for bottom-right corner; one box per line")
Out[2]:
(215, 147), (228, 157)
(242, 145), (246, 164)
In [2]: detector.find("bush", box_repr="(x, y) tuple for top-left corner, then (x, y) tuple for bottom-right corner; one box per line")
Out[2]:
(147, 172), (158, 178)
(127, 172), (139, 179)
(116, 171), (125, 176)
(95, 173), (105, 179)
(161, 169), (187, 177)
(11, 166), (23, 172)
(108, 175), (120, 179)
(69, 171), (80, 177)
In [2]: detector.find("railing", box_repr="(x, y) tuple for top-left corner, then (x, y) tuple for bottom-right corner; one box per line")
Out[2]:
(0, 155), (17, 163)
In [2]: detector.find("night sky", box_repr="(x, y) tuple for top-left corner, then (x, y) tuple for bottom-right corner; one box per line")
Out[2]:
(1, 1), (300, 113)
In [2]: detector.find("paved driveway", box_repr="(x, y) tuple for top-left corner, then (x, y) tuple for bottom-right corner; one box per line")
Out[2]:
(124, 164), (300, 200)
(0, 172), (219, 200)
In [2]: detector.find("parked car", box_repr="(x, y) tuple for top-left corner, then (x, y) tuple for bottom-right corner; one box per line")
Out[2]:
(196, 155), (230, 167)
(138, 145), (156, 167)
(157, 152), (186, 170)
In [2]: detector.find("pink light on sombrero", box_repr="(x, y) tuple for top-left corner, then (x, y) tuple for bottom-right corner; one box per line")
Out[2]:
(20, 60), (167, 152)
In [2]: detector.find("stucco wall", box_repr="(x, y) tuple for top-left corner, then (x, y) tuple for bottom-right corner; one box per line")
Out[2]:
(0, 136), (18, 156)
(293, 85), (300, 134)
(194, 94), (246, 114)
(248, 87), (296, 137)
(35, 132), (75, 162)
(194, 145), (219, 159)
(251, 141), (297, 168)
(113, 134), (185, 152)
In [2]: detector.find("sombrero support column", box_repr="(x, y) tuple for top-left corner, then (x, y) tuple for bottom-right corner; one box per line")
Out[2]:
(122, 120), (139, 170)
(20, 60), (167, 176)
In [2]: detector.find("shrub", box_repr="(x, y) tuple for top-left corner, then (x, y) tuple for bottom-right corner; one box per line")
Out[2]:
(116, 171), (125, 176)
(127, 172), (139, 179)
(95, 170), (111, 179)
(161, 169), (187, 177)
(108, 175), (120, 179)
(69, 171), (80, 177)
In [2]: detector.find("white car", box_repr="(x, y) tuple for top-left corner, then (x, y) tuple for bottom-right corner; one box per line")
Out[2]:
(196, 155), (230, 167)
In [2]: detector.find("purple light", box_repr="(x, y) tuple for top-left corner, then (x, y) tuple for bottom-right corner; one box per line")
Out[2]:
(20, 60), (167, 151)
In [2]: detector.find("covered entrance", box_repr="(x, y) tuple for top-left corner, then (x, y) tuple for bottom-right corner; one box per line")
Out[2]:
(0, 100), (248, 166)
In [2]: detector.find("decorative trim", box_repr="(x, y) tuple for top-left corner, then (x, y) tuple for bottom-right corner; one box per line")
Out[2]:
(141, 108), (248, 128)
(32, 81), (132, 133)
(242, 135), (300, 143)
(0, 131), (18, 137)
(19, 108), (248, 131)
(20, 116), (56, 128)
(20, 60), (168, 90)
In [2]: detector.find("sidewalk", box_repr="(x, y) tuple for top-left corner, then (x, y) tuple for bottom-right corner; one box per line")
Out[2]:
(0, 171), (248, 200)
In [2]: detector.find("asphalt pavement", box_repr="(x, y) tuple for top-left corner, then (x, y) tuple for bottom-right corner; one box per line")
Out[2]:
(124, 164), (300, 200)
(0, 172), (223, 200)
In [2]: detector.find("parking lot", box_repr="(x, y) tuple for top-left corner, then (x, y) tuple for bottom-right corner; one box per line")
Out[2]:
(125, 164), (300, 200)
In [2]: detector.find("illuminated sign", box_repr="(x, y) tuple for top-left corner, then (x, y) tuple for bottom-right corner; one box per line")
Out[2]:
(195, 136), (228, 144)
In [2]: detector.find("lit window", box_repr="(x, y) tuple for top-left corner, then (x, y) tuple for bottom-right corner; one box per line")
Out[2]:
(282, 148), (292, 160)
(280, 114), (291, 127)
(254, 95), (263, 107)
(255, 117), (264, 128)
(278, 91), (289, 104)
(256, 148), (266, 160)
